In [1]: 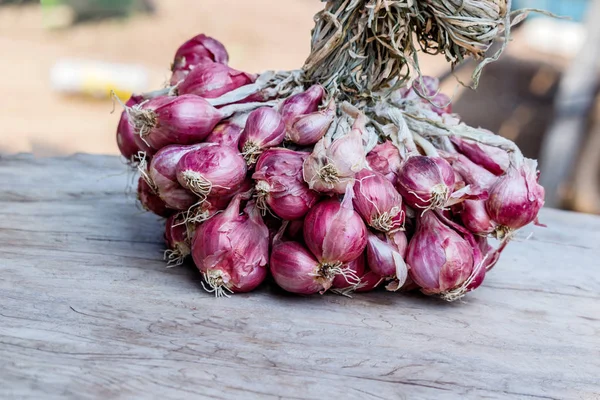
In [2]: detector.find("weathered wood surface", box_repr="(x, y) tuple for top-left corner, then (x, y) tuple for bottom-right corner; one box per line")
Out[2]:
(0, 154), (599, 400)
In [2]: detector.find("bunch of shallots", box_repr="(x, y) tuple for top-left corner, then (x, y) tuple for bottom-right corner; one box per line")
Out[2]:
(117, 30), (544, 301)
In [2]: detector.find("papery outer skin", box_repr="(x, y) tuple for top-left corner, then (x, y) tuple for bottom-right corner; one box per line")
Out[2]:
(177, 61), (255, 99)
(456, 199), (496, 235)
(165, 214), (191, 256)
(332, 253), (366, 289)
(355, 270), (384, 292)
(192, 197), (269, 293)
(398, 77), (451, 115)
(448, 153), (498, 191)
(353, 169), (404, 232)
(406, 211), (474, 294)
(451, 136), (509, 176)
(176, 144), (247, 197)
(252, 148), (320, 220)
(366, 141), (403, 186)
(303, 115), (367, 194)
(117, 95), (152, 161)
(303, 198), (368, 264)
(396, 155), (455, 209)
(205, 117), (246, 148)
(226, 201), (269, 292)
(279, 85), (325, 124)
(239, 107), (286, 150)
(270, 241), (325, 294)
(430, 93), (452, 115)
(140, 95), (223, 149)
(149, 144), (206, 210)
(170, 34), (229, 85)
(389, 230), (408, 257)
(137, 177), (173, 217)
(365, 231), (408, 286)
(486, 159), (545, 230)
(286, 101), (335, 146)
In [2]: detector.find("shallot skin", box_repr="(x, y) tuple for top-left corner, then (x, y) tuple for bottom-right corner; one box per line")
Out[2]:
(303, 114), (367, 194)
(303, 198), (368, 264)
(365, 231), (408, 290)
(366, 141), (403, 186)
(406, 211), (474, 294)
(148, 144), (204, 210)
(285, 100), (335, 146)
(396, 155), (455, 210)
(117, 95), (151, 161)
(178, 61), (255, 99)
(353, 169), (404, 233)
(456, 199), (496, 235)
(279, 85), (325, 124)
(451, 136), (509, 176)
(170, 34), (229, 85)
(164, 214), (192, 265)
(192, 197), (269, 295)
(137, 177), (173, 217)
(252, 148), (319, 220)
(176, 144), (247, 198)
(486, 159), (545, 231)
(332, 254), (366, 289)
(137, 95), (223, 149)
(270, 241), (324, 294)
(239, 107), (286, 164)
(205, 118), (246, 148)
(354, 270), (384, 292)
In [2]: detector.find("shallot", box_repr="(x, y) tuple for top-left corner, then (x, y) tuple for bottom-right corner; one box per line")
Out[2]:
(239, 107), (285, 165)
(303, 113), (367, 194)
(406, 211), (474, 296)
(252, 148), (319, 220)
(176, 144), (247, 200)
(366, 141), (403, 186)
(177, 61), (255, 99)
(128, 95), (222, 149)
(353, 169), (404, 233)
(486, 159), (545, 235)
(396, 155), (455, 211)
(137, 177), (172, 217)
(303, 192), (367, 265)
(164, 214), (193, 266)
(147, 144), (203, 210)
(192, 196), (269, 296)
(170, 33), (229, 85)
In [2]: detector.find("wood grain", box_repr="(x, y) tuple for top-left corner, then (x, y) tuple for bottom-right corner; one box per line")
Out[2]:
(0, 154), (599, 400)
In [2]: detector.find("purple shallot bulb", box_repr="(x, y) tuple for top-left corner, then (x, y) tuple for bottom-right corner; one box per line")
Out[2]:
(239, 107), (285, 165)
(486, 158), (545, 237)
(192, 197), (269, 297)
(353, 169), (405, 233)
(396, 155), (455, 211)
(127, 95), (222, 150)
(177, 61), (255, 99)
(366, 141), (403, 187)
(406, 211), (474, 299)
(176, 144), (247, 200)
(252, 148), (320, 220)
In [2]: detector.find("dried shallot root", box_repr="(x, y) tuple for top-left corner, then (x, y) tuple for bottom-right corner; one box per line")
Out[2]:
(119, 1), (546, 302)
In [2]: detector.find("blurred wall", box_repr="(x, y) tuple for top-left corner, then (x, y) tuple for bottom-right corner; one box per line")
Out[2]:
(0, 0), (323, 156)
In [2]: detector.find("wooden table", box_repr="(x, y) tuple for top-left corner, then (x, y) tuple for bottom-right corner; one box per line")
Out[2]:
(1, 154), (599, 400)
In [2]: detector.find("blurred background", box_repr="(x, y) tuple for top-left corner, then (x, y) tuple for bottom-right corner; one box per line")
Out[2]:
(0, 0), (599, 214)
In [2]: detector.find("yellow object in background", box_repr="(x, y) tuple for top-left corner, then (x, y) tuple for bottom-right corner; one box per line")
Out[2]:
(50, 59), (149, 99)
